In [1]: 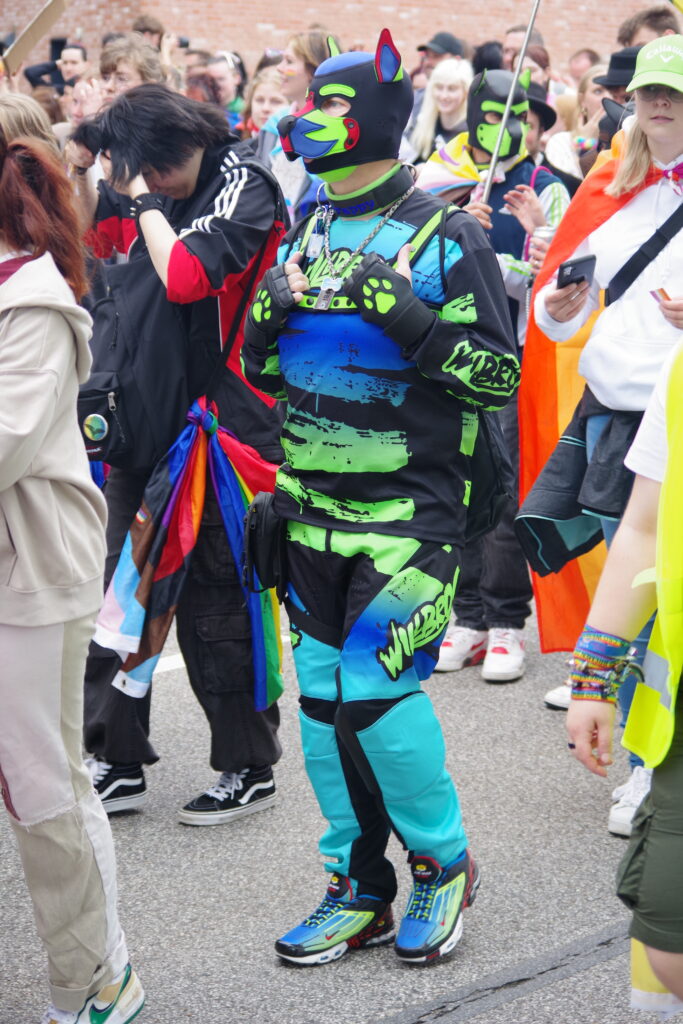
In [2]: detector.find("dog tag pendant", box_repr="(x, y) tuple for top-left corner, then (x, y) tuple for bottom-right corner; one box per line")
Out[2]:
(306, 233), (323, 258)
(314, 275), (342, 311)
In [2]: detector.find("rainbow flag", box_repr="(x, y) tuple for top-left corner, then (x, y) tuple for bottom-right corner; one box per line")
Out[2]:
(94, 396), (283, 710)
(520, 158), (663, 652)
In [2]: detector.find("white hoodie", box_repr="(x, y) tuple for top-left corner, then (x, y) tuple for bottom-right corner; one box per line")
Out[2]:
(534, 156), (683, 411)
(0, 252), (107, 626)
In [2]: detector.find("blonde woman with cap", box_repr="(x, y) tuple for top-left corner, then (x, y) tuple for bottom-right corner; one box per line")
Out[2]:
(526, 35), (683, 838)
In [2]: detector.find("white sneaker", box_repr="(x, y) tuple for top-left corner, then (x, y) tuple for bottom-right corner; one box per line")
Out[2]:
(481, 628), (526, 682)
(544, 680), (571, 710)
(611, 779), (630, 803)
(41, 963), (143, 1024)
(608, 766), (653, 837)
(434, 625), (487, 673)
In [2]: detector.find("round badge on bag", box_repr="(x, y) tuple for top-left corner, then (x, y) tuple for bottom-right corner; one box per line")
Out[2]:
(83, 413), (109, 441)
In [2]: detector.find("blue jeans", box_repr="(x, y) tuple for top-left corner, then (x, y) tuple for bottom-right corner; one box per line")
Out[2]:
(585, 414), (651, 771)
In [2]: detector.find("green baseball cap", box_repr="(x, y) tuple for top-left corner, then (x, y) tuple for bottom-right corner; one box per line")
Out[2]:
(627, 34), (683, 93)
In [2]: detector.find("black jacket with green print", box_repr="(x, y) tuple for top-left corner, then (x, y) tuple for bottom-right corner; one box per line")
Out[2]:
(242, 188), (519, 544)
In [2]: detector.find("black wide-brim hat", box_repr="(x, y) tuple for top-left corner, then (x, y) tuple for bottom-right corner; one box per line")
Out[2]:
(601, 96), (627, 133)
(526, 81), (556, 131)
(593, 46), (640, 88)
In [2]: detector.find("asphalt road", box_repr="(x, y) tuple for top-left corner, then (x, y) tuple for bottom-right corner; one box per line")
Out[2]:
(1, 623), (674, 1024)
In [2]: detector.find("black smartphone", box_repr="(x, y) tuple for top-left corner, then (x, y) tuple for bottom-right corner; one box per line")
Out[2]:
(557, 254), (597, 288)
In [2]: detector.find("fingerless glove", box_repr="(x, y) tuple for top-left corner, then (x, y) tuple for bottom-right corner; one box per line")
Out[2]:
(343, 253), (435, 348)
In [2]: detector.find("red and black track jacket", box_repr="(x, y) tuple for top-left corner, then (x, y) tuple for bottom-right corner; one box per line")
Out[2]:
(88, 141), (285, 464)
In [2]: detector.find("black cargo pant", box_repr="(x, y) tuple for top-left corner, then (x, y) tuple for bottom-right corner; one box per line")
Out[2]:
(83, 468), (281, 770)
(452, 394), (533, 630)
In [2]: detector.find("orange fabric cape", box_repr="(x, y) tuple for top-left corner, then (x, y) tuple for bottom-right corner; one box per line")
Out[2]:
(520, 158), (662, 652)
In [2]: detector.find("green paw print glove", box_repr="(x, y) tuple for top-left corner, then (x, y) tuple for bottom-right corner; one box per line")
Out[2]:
(343, 253), (435, 349)
(251, 287), (274, 325)
(246, 263), (298, 350)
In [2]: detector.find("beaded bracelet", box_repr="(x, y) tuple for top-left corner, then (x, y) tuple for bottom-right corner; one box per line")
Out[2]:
(574, 135), (597, 154)
(570, 625), (641, 703)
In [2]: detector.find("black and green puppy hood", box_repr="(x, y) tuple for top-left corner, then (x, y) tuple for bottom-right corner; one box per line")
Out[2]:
(278, 29), (413, 174)
(466, 69), (530, 159)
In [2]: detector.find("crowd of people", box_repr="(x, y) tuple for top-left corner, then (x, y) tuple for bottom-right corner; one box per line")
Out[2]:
(1, 4), (683, 1022)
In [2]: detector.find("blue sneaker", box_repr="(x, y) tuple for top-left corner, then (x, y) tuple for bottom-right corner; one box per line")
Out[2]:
(395, 851), (480, 964)
(275, 873), (395, 966)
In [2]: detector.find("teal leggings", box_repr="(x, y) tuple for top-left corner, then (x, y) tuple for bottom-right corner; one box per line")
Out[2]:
(286, 522), (468, 900)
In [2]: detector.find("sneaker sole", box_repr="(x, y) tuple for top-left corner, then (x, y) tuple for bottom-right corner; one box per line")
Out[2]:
(482, 666), (525, 683)
(178, 791), (277, 826)
(276, 928), (395, 967)
(607, 817), (633, 838)
(544, 697), (570, 710)
(434, 649), (486, 674)
(100, 791), (148, 814)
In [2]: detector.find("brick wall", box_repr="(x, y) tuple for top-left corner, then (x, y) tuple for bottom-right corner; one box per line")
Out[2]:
(2, 0), (671, 79)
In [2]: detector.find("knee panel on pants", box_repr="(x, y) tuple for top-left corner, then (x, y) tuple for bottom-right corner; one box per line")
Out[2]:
(354, 692), (445, 805)
(352, 691), (466, 861)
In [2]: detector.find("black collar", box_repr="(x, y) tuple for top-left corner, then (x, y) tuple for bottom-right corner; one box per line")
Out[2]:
(324, 164), (415, 218)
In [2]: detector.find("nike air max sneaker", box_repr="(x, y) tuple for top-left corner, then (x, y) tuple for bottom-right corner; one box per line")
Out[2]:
(395, 850), (480, 964)
(40, 963), (144, 1023)
(275, 873), (395, 966)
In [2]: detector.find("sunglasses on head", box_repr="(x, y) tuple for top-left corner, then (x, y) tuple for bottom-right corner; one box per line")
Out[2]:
(636, 83), (683, 103)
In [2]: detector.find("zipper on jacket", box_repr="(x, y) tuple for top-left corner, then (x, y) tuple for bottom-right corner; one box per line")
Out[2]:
(109, 311), (120, 349)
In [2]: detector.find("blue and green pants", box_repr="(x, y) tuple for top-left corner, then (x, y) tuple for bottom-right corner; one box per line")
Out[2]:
(286, 521), (468, 903)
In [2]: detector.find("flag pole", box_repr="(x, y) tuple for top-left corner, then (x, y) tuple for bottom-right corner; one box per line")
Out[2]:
(481, 0), (544, 204)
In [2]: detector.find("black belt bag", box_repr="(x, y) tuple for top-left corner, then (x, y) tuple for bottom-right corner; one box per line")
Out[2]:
(243, 490), (287, 602)
(77, 370), (133, 462)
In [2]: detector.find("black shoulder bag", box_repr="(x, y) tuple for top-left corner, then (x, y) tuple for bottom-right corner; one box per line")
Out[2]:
(605, 199), (683, 305)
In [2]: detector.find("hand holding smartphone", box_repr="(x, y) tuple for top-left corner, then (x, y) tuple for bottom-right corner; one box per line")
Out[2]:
(557, 254), (597, 288)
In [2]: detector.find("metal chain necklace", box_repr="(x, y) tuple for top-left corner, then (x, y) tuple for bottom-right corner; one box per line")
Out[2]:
(313, 184), (415, 310)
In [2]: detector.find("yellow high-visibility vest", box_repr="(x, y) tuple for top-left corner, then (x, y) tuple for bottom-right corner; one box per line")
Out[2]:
(623, 343), (683, 767)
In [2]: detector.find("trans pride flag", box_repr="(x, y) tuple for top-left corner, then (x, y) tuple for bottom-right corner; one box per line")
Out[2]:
(415, 133), (482, 198)
(94, 397), (283, 711)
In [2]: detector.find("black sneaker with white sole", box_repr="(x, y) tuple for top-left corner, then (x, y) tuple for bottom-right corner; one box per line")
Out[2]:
(86, 758), (147, 813)
(178, 765), (276, 825)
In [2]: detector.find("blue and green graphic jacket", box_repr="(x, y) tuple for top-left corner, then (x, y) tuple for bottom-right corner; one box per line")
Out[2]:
(243, 188), (520, 544)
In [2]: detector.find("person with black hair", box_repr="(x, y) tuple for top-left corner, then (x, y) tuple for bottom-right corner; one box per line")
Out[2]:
(472, 41), (504, 76)
(70, 84), (285, 826)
